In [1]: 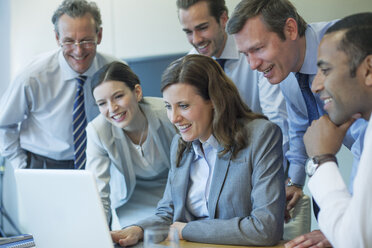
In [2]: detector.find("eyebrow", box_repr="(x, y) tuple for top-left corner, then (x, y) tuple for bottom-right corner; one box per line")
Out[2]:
(195, 22), (208, 29)
(182, 22), (209, 32)
(248, 42), (263, 52)
(62, 36), (95, 42)
(317, 60), (330, 67)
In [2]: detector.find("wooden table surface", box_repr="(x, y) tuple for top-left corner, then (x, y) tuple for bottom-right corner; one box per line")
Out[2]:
(128, 240), (286, 247)
(176, 240), (286, 248)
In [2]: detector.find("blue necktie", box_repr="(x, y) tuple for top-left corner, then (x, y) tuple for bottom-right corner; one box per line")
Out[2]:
(73, 75), (87, 169)
(216, 58), (227, 71)
(296, 72), (321, 218)
(296, 73), (319, 125)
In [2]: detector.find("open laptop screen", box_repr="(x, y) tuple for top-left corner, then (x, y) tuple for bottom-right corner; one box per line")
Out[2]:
(15, 169), (115, 248)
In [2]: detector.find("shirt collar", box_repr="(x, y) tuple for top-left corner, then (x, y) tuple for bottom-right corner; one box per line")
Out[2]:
(299, 24), (319, 76)
(213, 34), (240, 60)
(192, 135), (219, 159)
(58, 49), (100, 82)
(300, 21), (338, 76)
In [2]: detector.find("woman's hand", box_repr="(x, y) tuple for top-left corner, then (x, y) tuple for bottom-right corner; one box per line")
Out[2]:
(170, 222), (186, 240)
(111, 226), (143, 247)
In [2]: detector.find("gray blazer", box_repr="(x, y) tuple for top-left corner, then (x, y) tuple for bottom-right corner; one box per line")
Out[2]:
(136, 118), (285, 246)
(86, 97), (176, 222)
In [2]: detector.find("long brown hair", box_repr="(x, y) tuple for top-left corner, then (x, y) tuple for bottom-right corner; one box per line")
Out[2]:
(161, 54), (267, 166)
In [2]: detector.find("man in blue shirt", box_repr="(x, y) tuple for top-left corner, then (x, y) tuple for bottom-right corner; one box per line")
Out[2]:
(226, 0), (367, 246)
(0, 0), (118, 169)
(176, 0), (289, 159)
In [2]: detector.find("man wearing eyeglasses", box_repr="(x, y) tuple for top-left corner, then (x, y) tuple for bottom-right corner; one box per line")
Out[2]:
(0, 0), (119, 169)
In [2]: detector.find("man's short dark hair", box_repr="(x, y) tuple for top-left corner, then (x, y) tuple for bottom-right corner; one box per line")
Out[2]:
(227, 0), (307, 40)
(52, 0), (102, 35)
(326, 12), (372, 77)
(176, 0), (228, 23)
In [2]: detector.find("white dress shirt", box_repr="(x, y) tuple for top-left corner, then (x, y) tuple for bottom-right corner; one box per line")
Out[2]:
(0, 49), (118, 168)
(308, 115), (372, 247)
(186, 135), (219, 219)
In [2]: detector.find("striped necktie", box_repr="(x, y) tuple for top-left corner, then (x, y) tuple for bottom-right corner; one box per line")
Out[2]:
(73, 75), (87, 169)
(296, 72), (319, 125)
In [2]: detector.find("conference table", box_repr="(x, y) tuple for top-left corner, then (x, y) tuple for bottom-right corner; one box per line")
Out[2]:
(130, 240), (286, 247)
(172, 240), (285, 247)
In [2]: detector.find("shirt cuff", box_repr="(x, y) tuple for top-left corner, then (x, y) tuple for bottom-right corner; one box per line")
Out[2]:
(287, 163), (306, 186)
(308, 161), (348, 207)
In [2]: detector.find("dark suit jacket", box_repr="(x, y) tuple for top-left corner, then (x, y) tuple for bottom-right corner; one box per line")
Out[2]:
(136, 118), (285, 246)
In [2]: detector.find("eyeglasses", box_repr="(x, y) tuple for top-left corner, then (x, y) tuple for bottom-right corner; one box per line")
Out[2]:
(60, 40), (97, 50)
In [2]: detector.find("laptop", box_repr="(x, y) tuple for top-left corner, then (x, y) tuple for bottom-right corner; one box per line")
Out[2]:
(14, 169), (122, 248)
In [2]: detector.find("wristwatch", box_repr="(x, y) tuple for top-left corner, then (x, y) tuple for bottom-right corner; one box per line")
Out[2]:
(287, 178), (303, 189)
(305, 154), (338, 177)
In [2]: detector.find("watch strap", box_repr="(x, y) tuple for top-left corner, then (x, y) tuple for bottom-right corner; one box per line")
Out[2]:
(313, 154), (338, 166)
(287, 178), (303, 189)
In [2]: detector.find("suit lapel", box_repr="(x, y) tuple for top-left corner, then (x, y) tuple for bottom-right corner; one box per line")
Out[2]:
(172, 148), (193, 220)
(207, 147), (232, 218)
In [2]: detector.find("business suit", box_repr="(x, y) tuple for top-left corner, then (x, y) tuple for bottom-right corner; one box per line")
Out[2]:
(136, 118), (285, 246)
(86, 97), (176, 224)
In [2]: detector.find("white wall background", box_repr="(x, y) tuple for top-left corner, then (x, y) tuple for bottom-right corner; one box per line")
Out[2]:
(0, 1), (10, 97)
(1, 0), (371, 236)
(4, 0), (372, 84)
(7, 0), (241, 81)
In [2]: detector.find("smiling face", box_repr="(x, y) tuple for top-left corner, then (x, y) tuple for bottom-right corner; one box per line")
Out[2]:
(179, 1), (227, 58)
(55, 13), (102, 74)
(93, 80), (142, 129)
(234, 15), (301, 84)
(312, 32), (371, 125)
(163, 83), (214, 143)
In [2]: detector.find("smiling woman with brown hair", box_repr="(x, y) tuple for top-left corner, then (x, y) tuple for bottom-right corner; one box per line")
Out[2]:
(111, 54), (285, 247)
(86, 61), (176, 228)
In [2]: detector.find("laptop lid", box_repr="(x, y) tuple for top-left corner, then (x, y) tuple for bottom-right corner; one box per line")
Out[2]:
(14, 169), (115, 248)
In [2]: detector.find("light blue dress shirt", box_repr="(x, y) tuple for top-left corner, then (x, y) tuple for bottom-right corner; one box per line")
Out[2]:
(277, 21), (368, 186)
(190, 35), (289, 163)
(0, 49), (118, 168)
(186, 135), (219, 220)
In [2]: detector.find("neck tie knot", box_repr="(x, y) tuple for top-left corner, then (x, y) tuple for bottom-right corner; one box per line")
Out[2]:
(215, 58), (227, 70)
(296, 72), (309, 88)
(76, 75), (87, 87)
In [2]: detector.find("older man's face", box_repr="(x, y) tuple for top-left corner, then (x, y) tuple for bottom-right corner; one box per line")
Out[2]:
(56, 13), (102, 74)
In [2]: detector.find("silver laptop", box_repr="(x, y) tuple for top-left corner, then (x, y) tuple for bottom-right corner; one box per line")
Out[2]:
(14, 169), (118, 248)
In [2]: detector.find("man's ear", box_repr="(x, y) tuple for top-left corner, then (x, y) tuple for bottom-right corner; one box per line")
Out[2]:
(284, 17), (298, 41)
(96, 27), (103, 45)
(364, 55), (372, 87)
(55, 30), (60, 46)
(219, 11), (228, 29)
